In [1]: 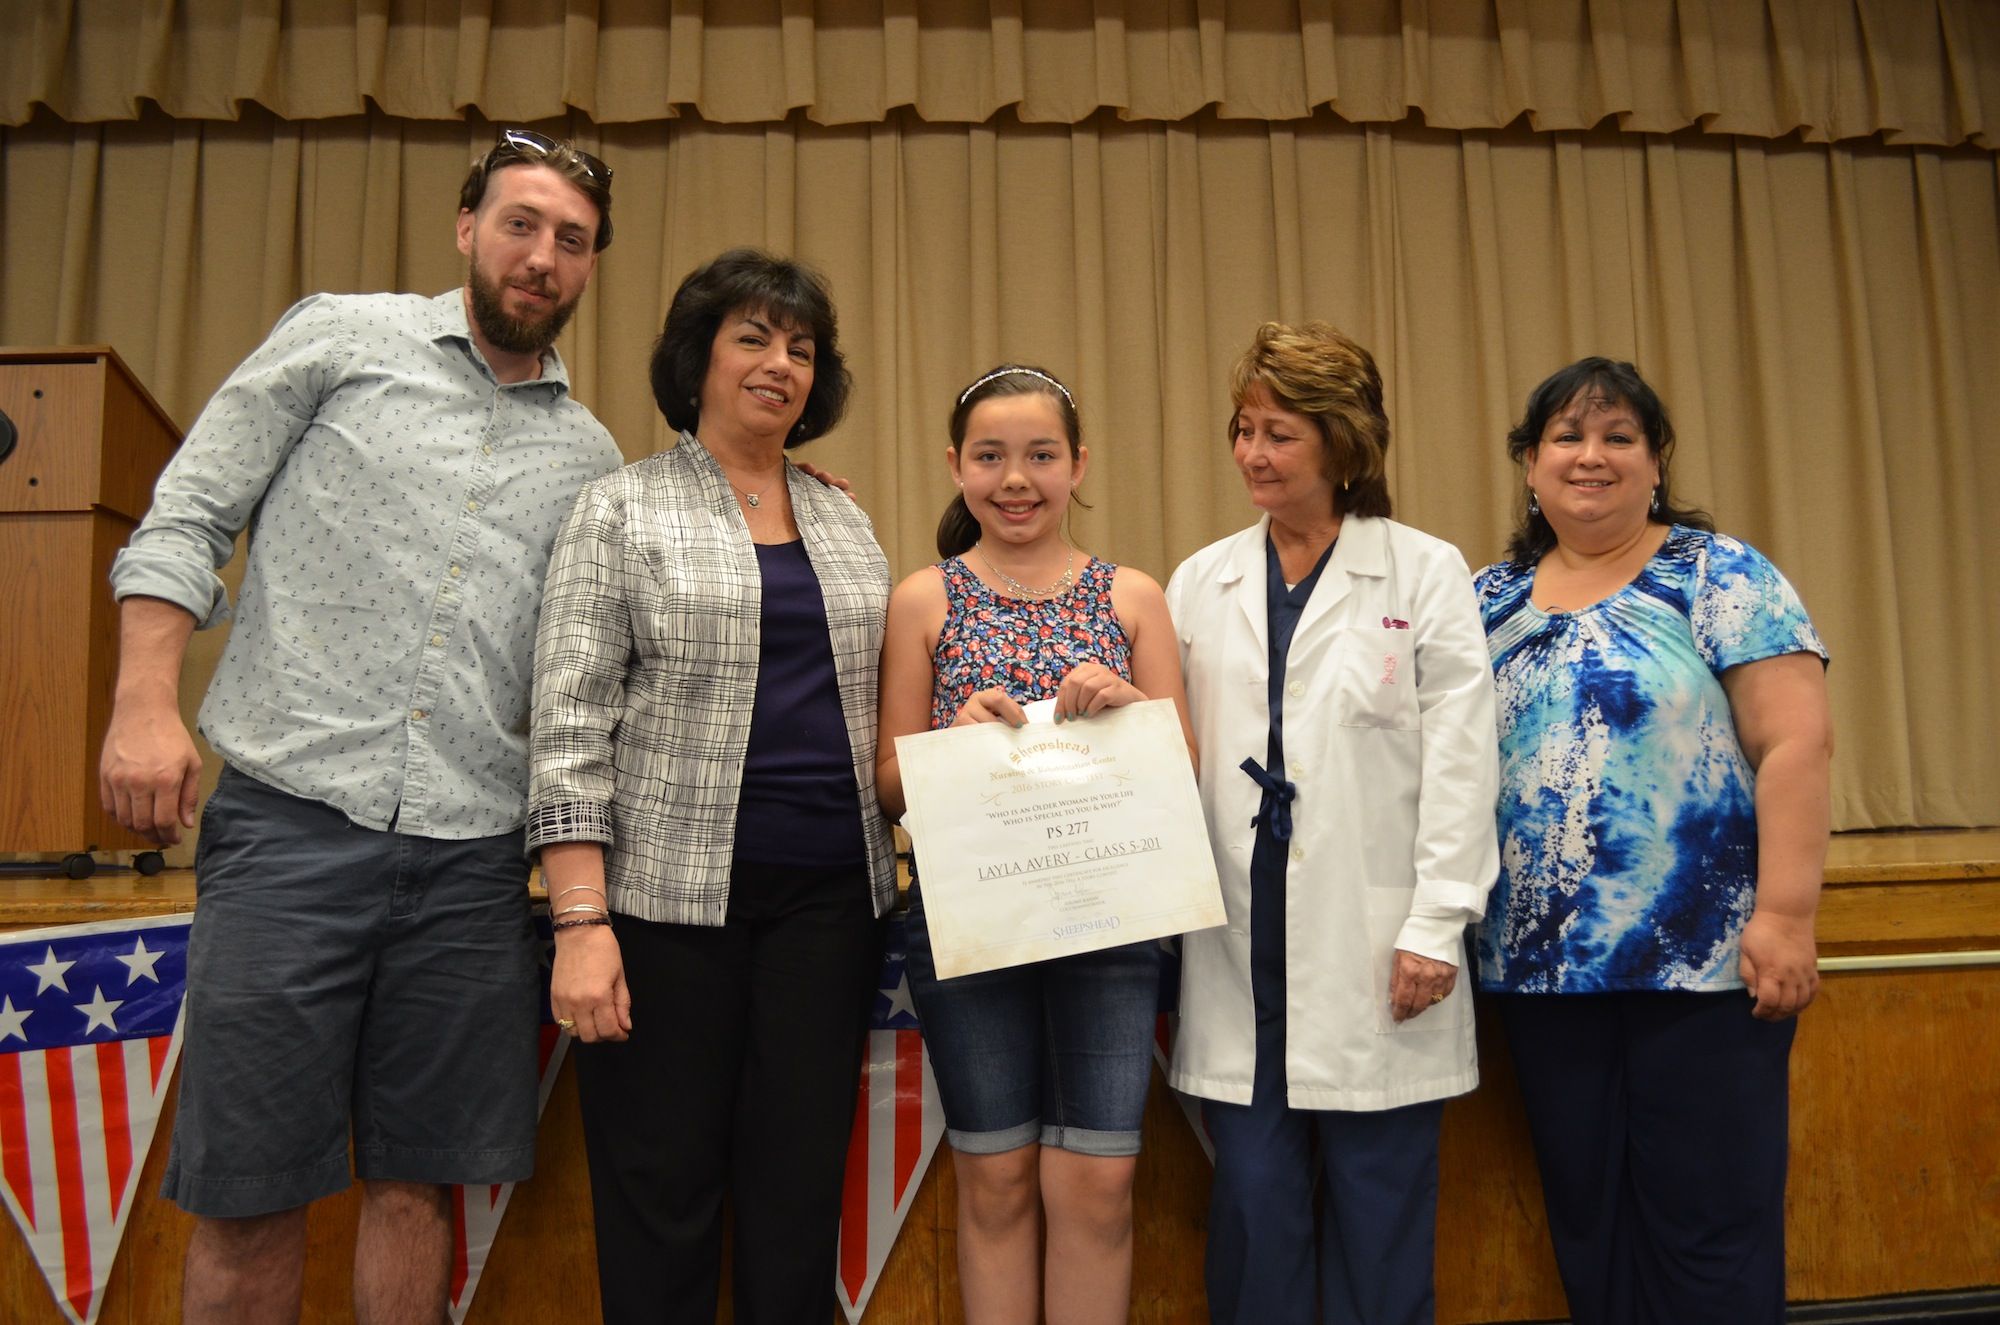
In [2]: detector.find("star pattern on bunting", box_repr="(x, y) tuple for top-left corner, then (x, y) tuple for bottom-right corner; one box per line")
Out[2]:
(881, 966), (917, 1026)
(114, 936), (166, 985)
(75, 986), (124, 1035)
(27, 946), (75, 995)
(0, 995), (30, 1044)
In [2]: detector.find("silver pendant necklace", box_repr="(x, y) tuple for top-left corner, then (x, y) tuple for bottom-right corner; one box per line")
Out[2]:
(733, 476), (777, 508)
(974, 543), (1077, 599)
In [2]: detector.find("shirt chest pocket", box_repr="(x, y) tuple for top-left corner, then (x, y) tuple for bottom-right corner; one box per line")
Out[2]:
(1326, 626), (1419, 731)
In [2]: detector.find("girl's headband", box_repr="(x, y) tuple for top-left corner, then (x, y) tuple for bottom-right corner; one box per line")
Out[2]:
(957, 367), (1075, 409)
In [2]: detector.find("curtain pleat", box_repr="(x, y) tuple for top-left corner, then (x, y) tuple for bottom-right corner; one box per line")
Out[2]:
(7, 0), (1996, 144)
(5, 106), (1995, 826)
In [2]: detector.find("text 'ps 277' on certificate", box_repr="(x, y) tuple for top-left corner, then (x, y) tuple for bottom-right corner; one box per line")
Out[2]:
(896, 698), (1226, 979)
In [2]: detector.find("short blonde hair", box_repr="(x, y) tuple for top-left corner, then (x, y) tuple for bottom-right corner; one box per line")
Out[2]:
(1228, 321), (1391, 518)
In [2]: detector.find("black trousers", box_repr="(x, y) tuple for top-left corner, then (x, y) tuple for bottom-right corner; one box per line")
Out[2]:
(1498, 990), (1797, 1325)
(574, 860), (881, 1325)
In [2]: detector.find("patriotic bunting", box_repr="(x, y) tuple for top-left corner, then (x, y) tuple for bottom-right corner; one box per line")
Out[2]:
(0, 913), (193, 1325)
(836, 912), (944, 1323)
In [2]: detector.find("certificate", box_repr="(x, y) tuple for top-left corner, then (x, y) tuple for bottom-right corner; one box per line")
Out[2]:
(897, 698), (1225, 978)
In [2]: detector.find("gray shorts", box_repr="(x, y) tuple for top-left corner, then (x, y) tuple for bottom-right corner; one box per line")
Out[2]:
(161, 766), (540, 1217)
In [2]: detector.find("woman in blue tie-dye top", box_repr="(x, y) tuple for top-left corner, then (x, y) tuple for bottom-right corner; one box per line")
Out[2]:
(1473, 358), (1832, 1325)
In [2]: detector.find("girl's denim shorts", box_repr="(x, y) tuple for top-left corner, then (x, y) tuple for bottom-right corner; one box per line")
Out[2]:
(904, 884), (1161, 1157)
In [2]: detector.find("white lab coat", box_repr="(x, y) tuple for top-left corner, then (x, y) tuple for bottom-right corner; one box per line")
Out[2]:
(1166, 515), (1499, 1111)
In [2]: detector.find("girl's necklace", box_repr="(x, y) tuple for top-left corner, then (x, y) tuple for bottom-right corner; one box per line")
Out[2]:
(731, 476), (776, 508)
(974, 543), (1076, 598)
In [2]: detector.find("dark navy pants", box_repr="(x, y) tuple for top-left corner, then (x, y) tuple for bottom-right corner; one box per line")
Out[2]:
(1202, 812), (1445, 1325)
(1498, 991), (1796, 1325)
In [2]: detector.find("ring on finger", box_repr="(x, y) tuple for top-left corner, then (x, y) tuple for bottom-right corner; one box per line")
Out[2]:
(556, 1017), (576, 1032)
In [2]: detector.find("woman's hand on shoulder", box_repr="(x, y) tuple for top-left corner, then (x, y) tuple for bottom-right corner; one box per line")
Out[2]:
(1053, 662), (1143, 721)
(1738, 908), (1819, 1020)
(551, 923), (632, 1043)
(793, 459), (857, 500)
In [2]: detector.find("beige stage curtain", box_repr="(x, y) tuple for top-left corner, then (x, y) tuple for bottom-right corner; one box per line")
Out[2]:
(6, 0), (1998, 143)
(2, 106), (1995, 830)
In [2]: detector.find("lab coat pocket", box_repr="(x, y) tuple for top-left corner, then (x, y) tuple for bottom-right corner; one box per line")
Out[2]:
(1363, 899), (1469, 1035)
(1330, 627), (1419, 731)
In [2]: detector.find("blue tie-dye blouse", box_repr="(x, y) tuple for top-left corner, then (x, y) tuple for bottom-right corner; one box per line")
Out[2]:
(1472, 527), (1826, 993)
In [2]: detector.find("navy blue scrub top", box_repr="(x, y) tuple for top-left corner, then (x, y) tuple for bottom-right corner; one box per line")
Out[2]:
(1243, 534), (1337, 841)
(1244, 533), (1336, 1047)
(1261, 534), (1336, 785)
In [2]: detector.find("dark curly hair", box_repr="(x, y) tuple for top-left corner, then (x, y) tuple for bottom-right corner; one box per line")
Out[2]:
(650, 248), (851, 449)
(1504, 357), (1713, 564)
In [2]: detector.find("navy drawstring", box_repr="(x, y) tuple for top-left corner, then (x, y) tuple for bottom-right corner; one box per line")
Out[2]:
(1239, 756), (1297, 843)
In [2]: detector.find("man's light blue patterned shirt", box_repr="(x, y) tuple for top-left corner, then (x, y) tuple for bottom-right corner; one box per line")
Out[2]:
(1472, 527), (1827, 993)
(110, 290), (622, 839)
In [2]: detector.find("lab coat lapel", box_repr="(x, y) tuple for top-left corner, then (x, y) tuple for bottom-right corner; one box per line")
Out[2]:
(1222, 517), (1271, 655)
(1293, 514), (1388, 640)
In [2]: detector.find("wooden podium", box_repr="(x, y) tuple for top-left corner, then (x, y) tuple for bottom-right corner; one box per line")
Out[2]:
(0, 348), (182, 873)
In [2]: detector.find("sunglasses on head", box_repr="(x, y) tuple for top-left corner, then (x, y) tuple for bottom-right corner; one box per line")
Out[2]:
(492, 128), (613, 187)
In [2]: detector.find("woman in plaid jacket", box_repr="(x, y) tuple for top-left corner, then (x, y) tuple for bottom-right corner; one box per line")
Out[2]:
(528, 249), (896, 1324)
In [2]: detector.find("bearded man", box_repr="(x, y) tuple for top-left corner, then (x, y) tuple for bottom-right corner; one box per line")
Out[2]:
(99, 130), (619, 1322)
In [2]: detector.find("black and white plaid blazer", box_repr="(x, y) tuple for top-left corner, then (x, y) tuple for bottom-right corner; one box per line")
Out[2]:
(527, 432), (897, 923)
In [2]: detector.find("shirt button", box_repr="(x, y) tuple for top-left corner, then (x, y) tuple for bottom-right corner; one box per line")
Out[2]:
(430, 634), (445, 647)
(482, 445), (493, 456)
(1290, 845), (1306, 862)
(1287, 681), (1305, 698)
(449, 565), (462, 578)
(1292, 761), (1308, 778)
(411, 708), (427, 720)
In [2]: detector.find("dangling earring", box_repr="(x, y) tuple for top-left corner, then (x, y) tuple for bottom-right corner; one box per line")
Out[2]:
(1650, 487), (1661, 516)
(1527, 489), (1542, 517)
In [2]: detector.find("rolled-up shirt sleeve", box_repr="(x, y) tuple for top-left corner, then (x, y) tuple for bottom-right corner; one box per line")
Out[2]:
(109, 296), (345, 627)
(526, 480), (634, 852)
(1396, 541), (1503, 964)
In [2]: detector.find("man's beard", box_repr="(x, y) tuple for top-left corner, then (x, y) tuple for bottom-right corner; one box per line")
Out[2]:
(467, 260), (579, 356)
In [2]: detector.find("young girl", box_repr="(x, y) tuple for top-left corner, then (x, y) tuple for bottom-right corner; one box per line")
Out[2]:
(876, 364), (1194, 1324)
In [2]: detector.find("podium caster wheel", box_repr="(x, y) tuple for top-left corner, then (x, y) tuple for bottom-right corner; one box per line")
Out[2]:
(136, 851), (166, 876)
(63, 853), (96, 880)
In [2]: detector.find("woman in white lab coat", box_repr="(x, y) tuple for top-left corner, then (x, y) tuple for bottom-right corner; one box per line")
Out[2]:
(1166, 322), (1499, 1325)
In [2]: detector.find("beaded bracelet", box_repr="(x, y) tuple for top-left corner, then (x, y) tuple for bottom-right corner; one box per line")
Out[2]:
(552, 916), (613, 931)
